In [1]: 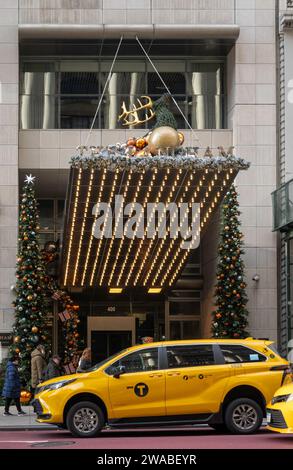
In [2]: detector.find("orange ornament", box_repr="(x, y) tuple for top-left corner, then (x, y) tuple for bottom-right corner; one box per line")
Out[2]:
(136, 137), (146, 149)
(178, 132), (185, 145)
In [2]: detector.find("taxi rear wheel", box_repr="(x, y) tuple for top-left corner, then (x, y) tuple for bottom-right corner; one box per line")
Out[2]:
(66, 401), (105, 438)
(224, 398), (263, 434)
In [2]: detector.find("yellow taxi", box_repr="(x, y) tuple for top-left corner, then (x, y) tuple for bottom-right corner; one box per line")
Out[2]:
(32, 338), (292, 437)
(266, 382), (293, 433)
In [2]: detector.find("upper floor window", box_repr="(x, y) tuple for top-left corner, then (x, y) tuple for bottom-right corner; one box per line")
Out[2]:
(20, 59), (226, 130)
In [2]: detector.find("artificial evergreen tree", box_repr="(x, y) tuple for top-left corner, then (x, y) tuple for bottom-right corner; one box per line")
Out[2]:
(10, 175), (50, 385)
(211, 184), (249, 338)
(153, 94), (178, 130)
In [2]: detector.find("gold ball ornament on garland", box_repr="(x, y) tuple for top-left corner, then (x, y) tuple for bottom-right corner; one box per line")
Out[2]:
(14, 336), (20, 343)
(31, 326), (38, 333)
(148, 126), (180, 152)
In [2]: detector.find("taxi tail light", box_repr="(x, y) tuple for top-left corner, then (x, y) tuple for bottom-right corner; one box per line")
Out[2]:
(270, 364), (293, 384)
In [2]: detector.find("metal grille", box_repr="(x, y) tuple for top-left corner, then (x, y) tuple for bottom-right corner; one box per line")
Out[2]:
(268, 409), (288, 429)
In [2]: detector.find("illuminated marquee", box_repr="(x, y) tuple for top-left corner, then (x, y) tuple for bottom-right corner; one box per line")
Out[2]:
(61, 153), (249, 290)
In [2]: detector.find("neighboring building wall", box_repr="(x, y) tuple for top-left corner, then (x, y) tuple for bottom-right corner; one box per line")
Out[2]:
(278, 0), (293, 352)
(0, 1), (19, 357)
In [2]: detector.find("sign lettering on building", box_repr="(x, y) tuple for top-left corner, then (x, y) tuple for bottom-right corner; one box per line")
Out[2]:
(0, 333), (13, 346)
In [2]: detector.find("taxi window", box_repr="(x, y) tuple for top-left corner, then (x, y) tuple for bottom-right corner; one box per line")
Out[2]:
(167, 345), (215, 369)
(220, 345), (267, 363)
(105, 348), (159, 375)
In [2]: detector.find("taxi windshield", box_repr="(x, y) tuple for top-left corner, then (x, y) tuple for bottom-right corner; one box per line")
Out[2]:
(87, 348), (129, 372)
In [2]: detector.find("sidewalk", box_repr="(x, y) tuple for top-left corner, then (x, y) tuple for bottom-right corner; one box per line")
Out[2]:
(0, 406), (57, 430)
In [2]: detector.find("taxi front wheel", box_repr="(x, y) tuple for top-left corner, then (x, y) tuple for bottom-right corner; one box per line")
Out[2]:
(66, 401), (105, 438)
(224, 398), (263, 434)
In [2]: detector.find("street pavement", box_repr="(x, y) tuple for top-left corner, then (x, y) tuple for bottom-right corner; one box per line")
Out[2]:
(0, 406), (292, 449)
(0, 426), (293, 449)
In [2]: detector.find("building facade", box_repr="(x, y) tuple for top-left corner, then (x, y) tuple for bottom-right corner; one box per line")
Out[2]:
(0, 0), (287, 359)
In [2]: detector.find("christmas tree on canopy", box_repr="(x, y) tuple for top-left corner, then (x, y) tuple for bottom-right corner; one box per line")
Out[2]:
(211, 184), (249, 339)
(10, 175), (50, 385)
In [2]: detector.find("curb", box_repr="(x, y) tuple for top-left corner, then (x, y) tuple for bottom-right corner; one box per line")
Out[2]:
(0, 425), (58, 431)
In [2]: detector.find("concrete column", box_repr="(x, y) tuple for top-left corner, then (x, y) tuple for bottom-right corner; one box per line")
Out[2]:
(0, 1), (19, 357)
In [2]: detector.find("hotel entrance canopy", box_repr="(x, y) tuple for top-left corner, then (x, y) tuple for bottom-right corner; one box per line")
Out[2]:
(61, 152), (249, 290)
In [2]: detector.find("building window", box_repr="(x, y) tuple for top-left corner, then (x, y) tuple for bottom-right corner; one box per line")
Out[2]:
(38, 198), (65, 250)
(20, 59), (226, 130)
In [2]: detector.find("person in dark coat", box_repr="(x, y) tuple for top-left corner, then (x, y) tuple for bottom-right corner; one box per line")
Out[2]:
(2, 355), (26, 416)
(76, 348), (92, 373)
(43, 355), (63, 381)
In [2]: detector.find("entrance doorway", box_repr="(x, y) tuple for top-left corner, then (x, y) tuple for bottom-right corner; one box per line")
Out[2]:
(87, 316), (136, 362)
(91, 330), (131, 363)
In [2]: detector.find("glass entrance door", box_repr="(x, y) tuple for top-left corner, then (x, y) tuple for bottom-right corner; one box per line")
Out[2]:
(91, 330), (132, 363)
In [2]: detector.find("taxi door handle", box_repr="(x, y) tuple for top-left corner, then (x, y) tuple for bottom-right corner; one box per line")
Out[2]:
(167, 371), (181, 376)
(148, 373), (163, 378)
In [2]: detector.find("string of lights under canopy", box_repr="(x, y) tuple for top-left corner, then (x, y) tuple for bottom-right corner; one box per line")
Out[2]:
(60, 37), (250, 293)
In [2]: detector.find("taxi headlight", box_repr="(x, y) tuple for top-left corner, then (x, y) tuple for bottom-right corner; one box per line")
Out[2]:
(271, 394), (290, 404)
(287, 393), (293, 402)
(38, 379), (76, 394)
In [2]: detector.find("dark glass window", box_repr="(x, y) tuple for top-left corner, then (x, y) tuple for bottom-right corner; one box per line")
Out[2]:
(169, 300), (201, 315)
(106, 348), (158, 375)
(20, 59), (226, 130)
(39, 199), (54, 230)
(167, 345), (214, 368)
(220, 345), (267, 363)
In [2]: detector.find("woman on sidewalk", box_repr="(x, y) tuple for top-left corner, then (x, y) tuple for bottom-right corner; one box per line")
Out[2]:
(2, 355), (26, 416)
(76, 348), (92, 373)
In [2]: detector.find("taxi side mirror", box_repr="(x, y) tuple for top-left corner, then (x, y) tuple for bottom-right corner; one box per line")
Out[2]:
(113, 365), (126, 379)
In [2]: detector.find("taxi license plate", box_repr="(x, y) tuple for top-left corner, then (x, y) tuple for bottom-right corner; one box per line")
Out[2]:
(266, 411), (271, 424)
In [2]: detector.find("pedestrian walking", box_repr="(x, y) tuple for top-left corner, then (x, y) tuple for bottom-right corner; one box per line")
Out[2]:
(76, 348), (92, 373)
(31, 344), (47, 393)
(2, 355), (26, 416)
(43, 355), (63, 381)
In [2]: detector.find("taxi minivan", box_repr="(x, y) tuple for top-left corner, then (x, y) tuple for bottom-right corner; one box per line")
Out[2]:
(32, 338), (292, 437)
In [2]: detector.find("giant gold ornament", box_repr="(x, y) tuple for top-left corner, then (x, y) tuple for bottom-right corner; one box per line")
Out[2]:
(148, 126), (180, 151)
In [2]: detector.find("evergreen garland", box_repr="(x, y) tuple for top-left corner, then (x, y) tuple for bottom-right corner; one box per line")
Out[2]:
(211, 184), (249, 339)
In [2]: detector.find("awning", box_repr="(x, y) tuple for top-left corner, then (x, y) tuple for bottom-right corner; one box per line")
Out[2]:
(60, 152), (249, 290)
